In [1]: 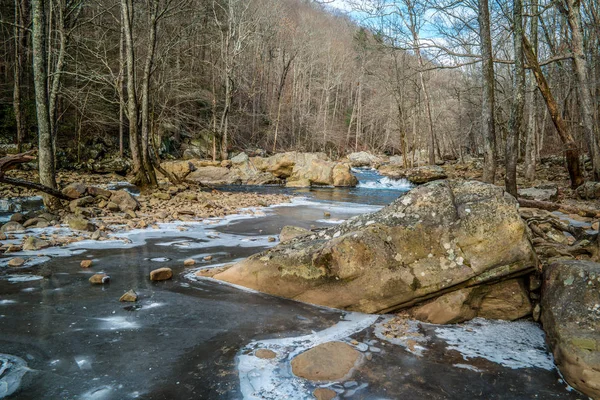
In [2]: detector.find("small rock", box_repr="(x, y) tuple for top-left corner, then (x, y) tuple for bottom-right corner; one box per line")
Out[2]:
(62, 182), (87, 199)
(255, 349), (277, 359)
(1, 221), (25, 233)
(153, 192), (171, 200)
(87, 186), (112, 198)
(80, 259), (93, 268)
(0, 232), (7, 240)
(324, 212), (331, 218)
(125, 210), (137, 218)
(592, 221), (599, 231)
(107, 202), (120, 212)
(10, 213), (24, 223)
(119, 289), (138, 302)
(66, 216), (97, 232)
(8, 257), (25, 267)
(89, 273), (110, 284)
(268, 237), (276, 242)
(184, 258), (196, 266)
(22, 236), (51, 251)
(313, 388), (337, 400)
(150, 267), (173, 281)
(203, 255), (213, 261)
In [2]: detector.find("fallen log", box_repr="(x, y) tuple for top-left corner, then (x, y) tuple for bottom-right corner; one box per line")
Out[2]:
(0, 150), (71, 201)
(518, 198), (600, 218)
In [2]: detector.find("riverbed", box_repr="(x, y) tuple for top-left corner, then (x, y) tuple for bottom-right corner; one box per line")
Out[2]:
(0, 170), (582, 399)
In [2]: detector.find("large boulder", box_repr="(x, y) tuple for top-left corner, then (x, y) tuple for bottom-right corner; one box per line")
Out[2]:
(286, 159), (357, 187)
(160, 160), (196, 181)
(379, 165), (447, 184)
(188, 166), (239, 185)
(576, 181), (600, 200)
(256, 152), (329, 178)
(347, 151), (382, 167)
(518, 184), (559, 202)
(541, 260), (600, 399)
(213, 180), (537, 313)
(110, 190), (139, 212)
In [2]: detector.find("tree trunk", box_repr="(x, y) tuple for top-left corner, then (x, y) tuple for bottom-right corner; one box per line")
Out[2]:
(140, 0), (159, 186)
(13, 0), (25, 153)
(479, 0), (497, 183)
(506, 0), (525, 196)
(523, 35), (584, 188)
(32, 0), (59, 209)
(524, 0), (539, 182)
(561, 0), (600, 180)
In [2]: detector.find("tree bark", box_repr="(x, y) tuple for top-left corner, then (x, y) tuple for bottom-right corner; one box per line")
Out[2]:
(479, 0), (497, 183)
(523, 36), (584, 188)
(524, 0), (539, 182)
(506, 0), (525, 197)
(13, 0), (25, 153)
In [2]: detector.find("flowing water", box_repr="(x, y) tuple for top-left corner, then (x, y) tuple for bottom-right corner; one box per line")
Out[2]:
(0, 170), (582, 399)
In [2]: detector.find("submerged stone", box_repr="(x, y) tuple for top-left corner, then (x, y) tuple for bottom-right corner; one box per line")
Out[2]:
(291, 341), (361, 381)
(150, 267), (173, 281)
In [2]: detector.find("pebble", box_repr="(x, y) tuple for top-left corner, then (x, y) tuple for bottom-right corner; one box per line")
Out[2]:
(150, 267), (173, 281)
(254, 349), (277, 359)
(8, 257), (25, 267)
(89, 273), (110, 284)
(80, 259), (93, 268)
(203, 255), (213, 261)
(184, 258), (196, 266)
(119, 289), (138, 302)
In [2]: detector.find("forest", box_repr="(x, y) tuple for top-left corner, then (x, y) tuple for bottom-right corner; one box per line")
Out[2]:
(0, 0), (599, 195)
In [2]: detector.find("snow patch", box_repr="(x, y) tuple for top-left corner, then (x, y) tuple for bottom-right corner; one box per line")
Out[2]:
(435, 318), (555, 370)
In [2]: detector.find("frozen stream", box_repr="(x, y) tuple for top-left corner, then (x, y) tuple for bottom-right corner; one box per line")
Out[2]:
(0, 170), (582, 399)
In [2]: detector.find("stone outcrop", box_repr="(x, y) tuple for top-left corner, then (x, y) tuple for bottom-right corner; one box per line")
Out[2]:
(185, 152), (357, 188)
(347, 151), (382, 167)
(213, 180), (537, 314)
(576, 181), (600, 200)
(541, 260), (600, 399)
(379, 164), (447, 184)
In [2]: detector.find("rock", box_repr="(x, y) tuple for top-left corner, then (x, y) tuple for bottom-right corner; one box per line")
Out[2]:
(518, 184), (559, 202)
(286, 159), (357, 187)
(8, 257), (25, 267)
(87, 186), (112, 198)
(184, 258), (195, 266)
(0, 232), (6, 240)
(10, 213), (25, 223)
(69, 196), (95, 212)
(110, 190), (139, 212)
(62, 182), (87, 199)
(160, 160), (197, 181)
(268, 237), (276, 242)
(80, 259), (93, 268)
(279, 226), (310, 242)
(1, 221), (25, 233)
(125, 210), (137, 219)
(91, 230), (106, 240)
(89, 273), (110, 284)
(23, 218), (43, 228)
(188, 166), (239, 185)
(379, 165), (447, 184)
(254, 349), (277, 359)
(347, 151), (381, 167)
(411, 278), (532, 324)
(541, 260), (600, 399)
(231, 152), (249, 164)
(153, 192), (171, 200)
(213, 180), (537, 314)
(91, 157), (130, 175)
(119, 289), (138, 302)
(313, 388), (337, 400)
(66, 215), (97, 232)
(107, 202), (120, 212)
(203, 255), (213, 261)
(332, 163), (358, 187)
(22, 236), (51, 251)
(291, 341), (361, 381)
(576, 181), (600, 200)
(150, 267), (173, 281)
